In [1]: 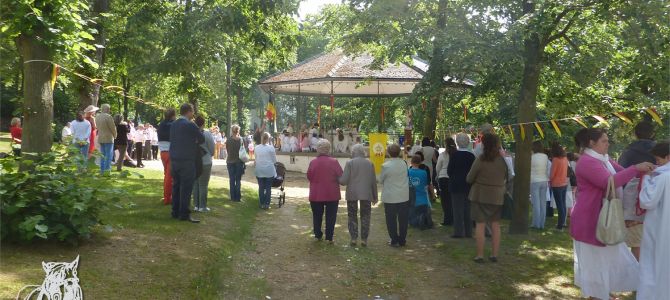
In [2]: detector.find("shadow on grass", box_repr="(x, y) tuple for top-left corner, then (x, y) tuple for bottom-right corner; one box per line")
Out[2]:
(0, 168), (265, 299)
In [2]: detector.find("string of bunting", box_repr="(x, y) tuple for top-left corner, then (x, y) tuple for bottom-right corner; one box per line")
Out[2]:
(429, 106), (664, 141)
(25, 60), (166, 111)
(493, 107), (663, 141)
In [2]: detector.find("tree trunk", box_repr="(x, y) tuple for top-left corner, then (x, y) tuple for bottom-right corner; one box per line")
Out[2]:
(122, 75), (130, 119)
(77, 0), (108, 111)
(225, 57), (233, 136)
(510, 1), (543, 235)
(235, 84), (245, 133)
(421, 0), (448, 139)
(17, 33), (54, 154)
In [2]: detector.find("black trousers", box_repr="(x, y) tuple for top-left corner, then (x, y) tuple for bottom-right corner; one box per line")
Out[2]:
(438, 177), (453, 225)
(384, 201), (409, 246)
(134, 142), (143, 166)
(143, 140), (151, 160)
(451, 192), (472, 237)
(310, 201), (339, 241)
(171, 159), (196, 220)
(151, 145), (159, 160)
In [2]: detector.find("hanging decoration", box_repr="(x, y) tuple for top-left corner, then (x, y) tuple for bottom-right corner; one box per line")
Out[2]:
(613, 112), (633, 125)
(645, 108), (663, 125)
(520, 124), (526, 141)
(463, 103), (468, 122)
(265, 94), (276, 121)
(592, 115), (610, 127)
(572, 117), (588, 128)
(533, 122), (544, 139)
(550, 120), (562, 137)
(50, 64), (60, 91)
(25, 60), (166, 110)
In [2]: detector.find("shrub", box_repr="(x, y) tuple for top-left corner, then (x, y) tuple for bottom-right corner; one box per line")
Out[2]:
(0, 145), (129, 244)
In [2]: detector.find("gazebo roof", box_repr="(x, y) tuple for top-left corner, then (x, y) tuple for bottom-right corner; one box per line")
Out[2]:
(259, 50), (473, 97)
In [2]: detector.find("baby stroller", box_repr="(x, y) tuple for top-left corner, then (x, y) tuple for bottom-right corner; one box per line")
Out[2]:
(272, 162), (286, 207)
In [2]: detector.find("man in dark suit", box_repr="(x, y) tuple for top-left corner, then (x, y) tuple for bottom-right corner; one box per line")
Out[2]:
(169, 103), (204, 223)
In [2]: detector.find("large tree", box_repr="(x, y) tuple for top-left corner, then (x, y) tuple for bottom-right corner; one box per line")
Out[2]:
(1, 0), (98, 154)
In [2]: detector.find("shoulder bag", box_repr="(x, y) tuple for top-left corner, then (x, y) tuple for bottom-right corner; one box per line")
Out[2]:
(596, 176), (626, 245)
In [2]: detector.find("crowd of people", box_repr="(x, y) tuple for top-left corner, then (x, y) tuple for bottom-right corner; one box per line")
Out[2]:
(6, 102), (668, 299)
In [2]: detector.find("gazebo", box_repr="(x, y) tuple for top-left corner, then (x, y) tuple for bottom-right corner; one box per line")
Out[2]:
(259, 49), (473, 97)
(257, 49), (473, 172)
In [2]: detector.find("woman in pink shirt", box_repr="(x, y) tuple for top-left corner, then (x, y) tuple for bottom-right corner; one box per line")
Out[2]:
(307, 139), (343, 243)
(570, 128), (655, 300)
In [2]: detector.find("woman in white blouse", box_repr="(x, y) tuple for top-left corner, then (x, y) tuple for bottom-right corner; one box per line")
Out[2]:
(530, 141), (550, 229)
(254, 132), (277, 209)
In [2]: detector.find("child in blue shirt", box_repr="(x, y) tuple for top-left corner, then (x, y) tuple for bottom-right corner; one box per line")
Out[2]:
(408, 155), (433, 229)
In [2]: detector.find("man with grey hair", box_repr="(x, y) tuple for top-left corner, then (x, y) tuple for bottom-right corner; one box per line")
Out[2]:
(95, 103), (117, 174)
(339, 143), (378, 246)
(447, 133), (476, 238)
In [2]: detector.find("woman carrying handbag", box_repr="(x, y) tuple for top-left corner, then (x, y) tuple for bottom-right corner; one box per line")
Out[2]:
(570, 128), (655, 300)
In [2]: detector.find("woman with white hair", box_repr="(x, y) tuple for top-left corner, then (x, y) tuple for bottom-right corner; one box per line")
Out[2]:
(254, 132), (277, 209)
(307, 139), (343, 243)
(339, 144), (377, 246)
(447, 133), (476, 238)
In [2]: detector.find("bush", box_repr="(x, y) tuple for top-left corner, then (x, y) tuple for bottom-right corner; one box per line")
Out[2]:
(0, 145), (129, 244)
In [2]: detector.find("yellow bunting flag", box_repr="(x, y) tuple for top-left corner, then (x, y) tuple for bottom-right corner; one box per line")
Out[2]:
(368, 133), (388, 175)
(550, 120), (562, 137)
(645, 108), (663, 126)
(533, 122), (544, 139)
(592, 115), (610, 127)
(507, 125), (514, 139)
(520, 124), (526, 141)
(613, 112), (633, 125)
(572, 117), (588, 128)
(50, 64), (60, 91)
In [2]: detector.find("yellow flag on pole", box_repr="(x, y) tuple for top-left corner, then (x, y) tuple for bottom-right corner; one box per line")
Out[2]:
(533, 122), (544, 139)
(550, 120), (562, 137)
(368, 133), (388, 175)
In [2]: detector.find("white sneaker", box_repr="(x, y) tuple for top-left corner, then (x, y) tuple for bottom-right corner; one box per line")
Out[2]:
(194, 207), (199, 212)
(204, 207), (211, 212)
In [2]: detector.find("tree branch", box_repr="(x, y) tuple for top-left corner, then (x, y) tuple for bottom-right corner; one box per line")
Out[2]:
(561, 33), (581, 53)
(544, 10), (581, 45)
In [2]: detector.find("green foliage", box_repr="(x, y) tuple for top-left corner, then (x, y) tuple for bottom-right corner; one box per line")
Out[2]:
(0, 145), (131, 244)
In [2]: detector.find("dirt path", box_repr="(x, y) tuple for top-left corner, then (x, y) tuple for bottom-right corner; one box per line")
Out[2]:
(204, 162), (479, 300)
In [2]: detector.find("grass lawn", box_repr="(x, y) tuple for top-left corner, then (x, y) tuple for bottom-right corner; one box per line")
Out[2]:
(0, 168), (263, 299)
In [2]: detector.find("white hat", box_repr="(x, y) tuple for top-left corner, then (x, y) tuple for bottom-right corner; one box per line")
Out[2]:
(84, 105), (99, 113)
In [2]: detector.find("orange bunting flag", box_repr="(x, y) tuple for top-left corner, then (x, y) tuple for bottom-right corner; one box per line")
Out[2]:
(50, 64), (60, 91)
(534, 122), (544, 139)
(572, 117), (588, 128)
(520, 124), (526, 141)
(613, 112), (633, 125)
(645, 108), (663, 126)
(592, 115), (610, 127)
(550, 120), (562, 137)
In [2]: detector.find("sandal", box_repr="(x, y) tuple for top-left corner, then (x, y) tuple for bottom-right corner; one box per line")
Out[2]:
(489, 256), (498, 263)
(473, 257), (485, 263)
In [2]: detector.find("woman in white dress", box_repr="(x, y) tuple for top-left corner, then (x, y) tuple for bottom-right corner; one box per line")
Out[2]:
(570, 128), (655, 300)
(637, 141), (668, 300)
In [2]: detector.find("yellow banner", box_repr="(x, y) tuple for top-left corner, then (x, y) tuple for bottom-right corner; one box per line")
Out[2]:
(368, 133), (388, 175)
(550, 120), (562, 137)
(646, 108), (663, 126)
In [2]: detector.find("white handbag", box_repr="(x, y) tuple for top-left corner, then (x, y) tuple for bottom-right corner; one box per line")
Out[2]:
(239, 144), (249, 163)
(596, 176), (626, 245)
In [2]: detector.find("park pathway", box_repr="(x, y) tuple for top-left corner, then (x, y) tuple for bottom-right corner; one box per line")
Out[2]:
(144, 158), (580, 299)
